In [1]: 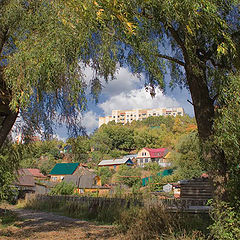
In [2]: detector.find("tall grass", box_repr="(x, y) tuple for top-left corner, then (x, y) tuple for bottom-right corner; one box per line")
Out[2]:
(117, 202), (211, 240)
(24, 195), (132, 224)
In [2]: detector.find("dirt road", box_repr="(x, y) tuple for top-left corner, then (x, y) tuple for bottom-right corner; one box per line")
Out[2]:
(0, 208), (120, 240)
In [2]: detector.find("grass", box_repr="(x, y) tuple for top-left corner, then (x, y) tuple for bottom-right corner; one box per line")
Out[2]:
(24, 195), (132, 225)
(117, 202), (211, 240)
(23, 196), (212, 239)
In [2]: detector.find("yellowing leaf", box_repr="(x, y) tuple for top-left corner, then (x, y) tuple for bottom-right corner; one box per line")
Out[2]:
(186, 25), (193, 35)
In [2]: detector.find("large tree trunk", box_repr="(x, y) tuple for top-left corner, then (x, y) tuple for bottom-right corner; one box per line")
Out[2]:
(0, 109), (18, 148)
(0, 69), (18, 148)
(185, 63), (228, 200)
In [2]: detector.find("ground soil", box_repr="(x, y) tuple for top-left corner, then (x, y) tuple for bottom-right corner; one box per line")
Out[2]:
(0, 206), (121, 240)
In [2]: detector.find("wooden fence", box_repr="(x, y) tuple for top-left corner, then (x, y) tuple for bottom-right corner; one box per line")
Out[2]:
(27, 194), (142, 207)
(26, 194), (211, 213)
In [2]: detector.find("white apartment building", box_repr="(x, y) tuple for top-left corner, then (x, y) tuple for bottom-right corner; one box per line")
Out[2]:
(99, 107), (184, 127)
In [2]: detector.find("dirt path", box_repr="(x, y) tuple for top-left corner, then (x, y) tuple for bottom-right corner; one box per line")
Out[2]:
(0, 208), (121, 240)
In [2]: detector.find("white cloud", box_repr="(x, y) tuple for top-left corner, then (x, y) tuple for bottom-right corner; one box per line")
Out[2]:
(81, 65), (143, 98)
(98, 87), (180, 115)
(101, 68), (142, 97)
(82, 111), (99, 133)
(52, 134), (66, 142)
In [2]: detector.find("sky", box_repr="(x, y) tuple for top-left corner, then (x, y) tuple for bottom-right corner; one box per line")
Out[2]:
(55, 66), (194, 140)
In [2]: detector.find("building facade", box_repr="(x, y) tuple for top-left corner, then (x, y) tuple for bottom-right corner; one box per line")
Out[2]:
(136, 148), (171, 167)
(99, 107), (184, 127)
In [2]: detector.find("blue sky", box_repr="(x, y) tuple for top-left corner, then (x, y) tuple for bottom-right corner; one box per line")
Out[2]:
(55, 66), (194, 140)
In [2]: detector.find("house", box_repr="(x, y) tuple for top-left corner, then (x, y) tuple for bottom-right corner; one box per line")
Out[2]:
(49, 162), (80, 182)
(25, 168), (46, 179)
(17, 168), (46, 179)
(123, 154), (137, 165)
(98, 158), (134, 171)
(136, 148), (170, 167)
(63, 170), (110, 196)
(14, 169), (36, 198)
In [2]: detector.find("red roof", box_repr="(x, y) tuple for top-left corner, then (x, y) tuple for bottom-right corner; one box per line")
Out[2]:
(27, 169), (46, 178)
(144, 148), (168, 158)
(18, 168), (46, 178)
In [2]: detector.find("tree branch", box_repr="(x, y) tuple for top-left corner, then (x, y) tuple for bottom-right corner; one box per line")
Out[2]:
(0, 109), (18, 148)
(155, 53), (185, 66)
(0, 29), (9, 56)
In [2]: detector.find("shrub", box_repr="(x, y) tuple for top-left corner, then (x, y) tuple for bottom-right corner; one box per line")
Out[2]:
(118, 202), (174, 239)
(50, 182), (75, 195)
(209, 201), (240, 240)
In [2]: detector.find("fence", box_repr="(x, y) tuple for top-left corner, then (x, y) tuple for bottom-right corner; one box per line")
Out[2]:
(26, 193), (211, 213)
(26, 193), (142, 207)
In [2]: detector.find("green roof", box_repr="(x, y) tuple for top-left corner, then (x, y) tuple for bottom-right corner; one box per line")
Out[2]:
(49, 163), (79, 175)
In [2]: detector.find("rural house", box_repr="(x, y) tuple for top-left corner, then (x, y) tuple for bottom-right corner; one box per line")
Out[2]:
(136, 148), (171, 167)
(49, 162), (81, 182)
(63, 170), (110, 196)
(98, 158), (134, 171)
(13, 169), (37, 198)
(123, 154), (137, 165)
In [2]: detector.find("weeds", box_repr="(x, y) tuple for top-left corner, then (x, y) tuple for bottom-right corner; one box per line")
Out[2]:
(24, 195), (131, 224)
(117, 202), (210, 240)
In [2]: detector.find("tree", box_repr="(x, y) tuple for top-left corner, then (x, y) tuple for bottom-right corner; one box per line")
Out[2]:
(86, 0), (240, 199)
(212, 74), (240, 204)
(96, 167), (114, 185)
(67, 136), (91, 163)
(0, 140), (20, 202)
(171, 131), (204, 180)
(0, 0), (120, 146)
(116, 165), (141, 187)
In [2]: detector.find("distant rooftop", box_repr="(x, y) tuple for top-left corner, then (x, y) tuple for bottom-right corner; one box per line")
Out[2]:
(98, 158), (133, 166)
(49, 163), (79, 175)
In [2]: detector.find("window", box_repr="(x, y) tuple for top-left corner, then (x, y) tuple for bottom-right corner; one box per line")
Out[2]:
(114, 165), (117, 169)
(145, 158), (148, 163)
(140, 159), (143, 163)
(153, 113), (156, 116)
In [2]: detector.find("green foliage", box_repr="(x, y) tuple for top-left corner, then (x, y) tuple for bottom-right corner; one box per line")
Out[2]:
(96, 167), (114, 185)
(212, 74), (240, 203)
(116, 166), (141, 187)
(209, 201), (240, 240)
(50, 182), (75, 196)
(118, 203), (210, 239)
(67, 136), (90, 163)
(0, 141), (20, 202)
(171, 131), (204, 179)
(19, 140), (62, 174)
(144, 162), (162, 173)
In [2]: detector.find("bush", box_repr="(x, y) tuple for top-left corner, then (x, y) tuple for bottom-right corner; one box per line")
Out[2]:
(50, 182), (75, 195)
(209, 201), (240, 240)
(117, 201), (211, 239)
(118, 202), (174, 239)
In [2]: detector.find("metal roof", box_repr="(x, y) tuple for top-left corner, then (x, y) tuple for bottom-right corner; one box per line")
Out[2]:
(123, 154), (137, 159)
(49, 163), (79, 175)
(98, 158), (133, 166)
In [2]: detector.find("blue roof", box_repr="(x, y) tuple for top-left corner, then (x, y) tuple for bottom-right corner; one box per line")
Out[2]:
(49, 163), (79, 175)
